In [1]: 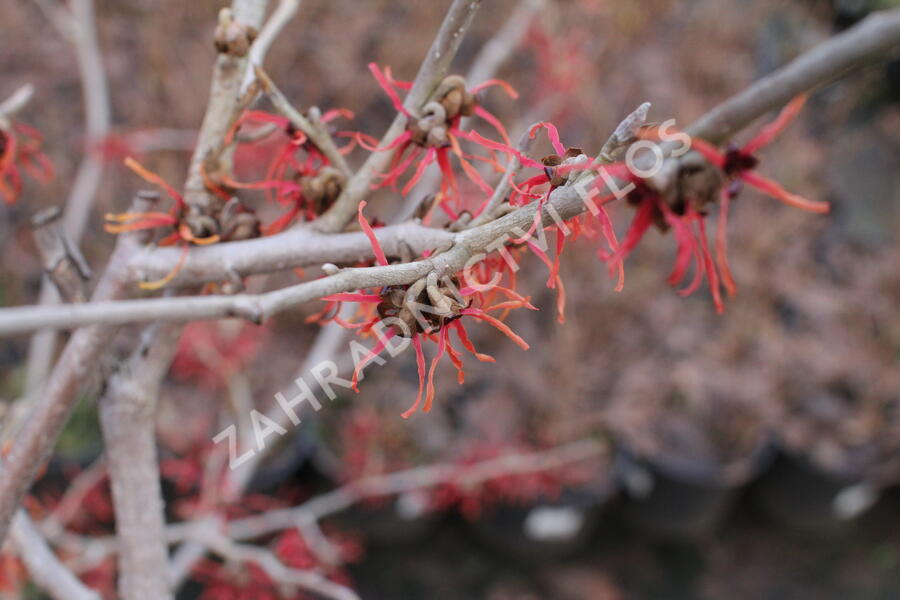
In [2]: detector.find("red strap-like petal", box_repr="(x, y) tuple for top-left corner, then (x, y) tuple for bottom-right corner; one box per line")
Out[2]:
(124, 156), (184, 206)
(368, 63), (413, 118)
(401, 335), (427, 419)
(689, 138), (727, 169)
(422, 327), (448, 413)
(474, 106), (511, 146)
(471, 78), (519, 99)
(453, 321), (495, 362)
(460, 308), (529, 350)
(743, 94), (807, 156)
(716, 190), (737, 297)
(741, 170), (829, 214)
(351, 331), (393, 392)
(357, 201), (389, 266)
(321, 293), (383, 303)
(528, 122), (565, 155)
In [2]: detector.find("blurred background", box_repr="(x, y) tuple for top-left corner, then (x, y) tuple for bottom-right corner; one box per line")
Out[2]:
(1, 0), (900, 598)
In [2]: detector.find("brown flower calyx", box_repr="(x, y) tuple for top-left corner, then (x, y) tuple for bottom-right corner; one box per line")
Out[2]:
(661, 151), (724, 223)
(299, 166), (346, 215)
(182, 197), (260, 242)
(218, 197), (260, 241)
(408, 74), (477, 147)
(377, 274), (470, 337)
(542, 147), (586, 187)
(213, 8), (258, 57)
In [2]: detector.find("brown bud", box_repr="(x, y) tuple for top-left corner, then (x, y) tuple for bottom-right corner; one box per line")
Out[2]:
(185, 214), (219, 239)
(440, 88), (464, 119)
(460, 91), (478, 117)
(222, 212), (260, 241)
(213, 9), (258, 57)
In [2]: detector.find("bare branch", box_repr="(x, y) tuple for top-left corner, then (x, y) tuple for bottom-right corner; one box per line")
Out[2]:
(31, 207), (92, 303)
(10, 511), (101, 600)
(4, 8), (900, 335)
(465, 0), (545, 88)
(99, 322), (182, 600)
(0, 84), (34, 127)
(598, 101), (651, 162)
(64, 0), (112, 241)
(183, 2), (270, 213)
(688, 7), (900, 143)
(241, 0), (302, 94)
(0, 194), (151, 542)
(47, 438), (605, 574)
(41, 458), (107, 539)
(126, 220), (452, 288)
(398, 0), (544, 221)
(189, 524), (360, 600)
(23, 0), (112, 411)
(223, 438), (604, 541)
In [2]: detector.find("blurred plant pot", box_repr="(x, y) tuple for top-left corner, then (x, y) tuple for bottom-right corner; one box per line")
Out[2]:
(614, 434), (773, 540)
(753, 445), (880, 534)
(245, 425), (319, 494)
(466, 462), (617, 562)
(314, 387), (454, 546)
(760, 382), (899, 533)
(333, 489), (444, 546)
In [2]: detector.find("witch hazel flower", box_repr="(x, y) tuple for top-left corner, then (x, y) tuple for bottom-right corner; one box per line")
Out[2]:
(222, 107), (355, 233)
(358, 64), (518, 219)
(470, 121), (622, 321)
(600, 94), (829, 312)
(106, 156), (266, 291)
(690, 94), (829, 214)
(314, 204), (531, 419)
(0, 121), (53, 205)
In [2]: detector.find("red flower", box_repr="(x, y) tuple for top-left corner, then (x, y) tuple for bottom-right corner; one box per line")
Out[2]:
(171, 321), (269, 390)
(689, 94), (830, 215)
(318, 208), (532, 418)
(360, 64), (519, 219)
(0, 122), (53, 205)
(225, 108), (355, 233)
(594, 95), (829, 312)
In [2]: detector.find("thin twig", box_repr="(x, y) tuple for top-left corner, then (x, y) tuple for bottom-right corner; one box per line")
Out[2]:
(71, 438), (604, 585)
(189, 525), (360, 600)
(256, 66), (352, 178)
(0, 84), (34, 127)
(224, 438), (604, 541)
(183, 4), (268, 213)
(468, 125), (538, 227)
(397, 0), (544, 220)
(241, 0), (302, 94)
(10, 511), (101, 600)
(30, 207), (92, 303)
(315, 0), (483, 232)
(465, 0), (545, 87)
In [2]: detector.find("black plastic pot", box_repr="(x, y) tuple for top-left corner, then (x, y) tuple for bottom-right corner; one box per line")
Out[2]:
(615, 436), (773, 540)
(753, 445), (881, 534)
(466, 473), (617, 562)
